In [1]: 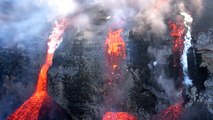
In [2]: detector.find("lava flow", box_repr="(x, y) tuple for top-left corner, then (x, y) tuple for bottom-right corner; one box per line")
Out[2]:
(103, 112), (137, 120)
(104, 29), (126, 106)
(103, 29), (136, 120)
(169, 18), (185, 69)
(153, 102), (183, 120)
(8, 18), (69, 120)
(170, 11), (193, 86)
(105, 29), (126, 70)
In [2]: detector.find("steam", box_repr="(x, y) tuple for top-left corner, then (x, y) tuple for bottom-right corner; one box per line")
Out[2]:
(134, 0), (172, 34)
(157, 72), (179, 103)
(179, 2), (193, 86)
(185, 0), (203, 15)
(97, 0), (172, 34)
(97, 0), (203, 35)
(37, 0), (79, 17)
(148, 46), (180, 103)
(0, 0), (204, 47)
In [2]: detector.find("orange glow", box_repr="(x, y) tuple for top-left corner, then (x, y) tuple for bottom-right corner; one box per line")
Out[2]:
(103, 112), (137, 120)
(169, 22), (185, 53)
(169, 21), (185, 70)
(8, 18), (69, 120)
(7, 92), (48, 120)
(103, 29), (135, 120)
(153, 102), (183, 120)
(105, 29), (126, 70)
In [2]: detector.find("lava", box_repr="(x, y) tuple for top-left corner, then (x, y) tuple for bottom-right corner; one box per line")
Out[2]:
(103, 112), (137, 120)
(8, 18), (69, 120)
(170, 11), (193, 86)
(103, 29), (136, 119)
(169, 20), (185, 89)
(153, 102), (183, 120)
(104, 29), (126, 105)
(169, 21), (185, 57)
(105, 29), (126, 70)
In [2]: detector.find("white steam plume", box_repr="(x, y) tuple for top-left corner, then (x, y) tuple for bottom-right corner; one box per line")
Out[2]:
(179, 3), (193, 86)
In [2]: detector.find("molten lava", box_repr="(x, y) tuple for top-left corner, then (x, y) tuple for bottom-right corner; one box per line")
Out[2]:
(8, 18), (69, 120)
(169, 21), (185, 85)
(170, 12), (193, 86)
(169, 22), (185, 55)
(153, 102), (183, 120)
(103, 29), (136, 119)
(104, 29), (126, 105)
(103, 112), (137, 120)
(105, 29), (126, 70)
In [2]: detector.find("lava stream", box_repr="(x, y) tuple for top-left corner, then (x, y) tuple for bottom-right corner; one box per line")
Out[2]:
(103, 29), (136, 119)
(169, 19), (185, 85)
(170, 21), (185, 55)
(103, 112), (137, 120)
(104, 29), (126, 105)
(8, 18), (69, 120)
(169, 11), (193, 86)
(105, 29), (126, 70)
(153, 102), (183, 120)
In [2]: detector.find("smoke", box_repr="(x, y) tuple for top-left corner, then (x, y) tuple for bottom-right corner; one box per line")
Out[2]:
(73, 14), (91, 31)
(148, 46), (180, 103)
(95, 0), (203, 36)
(0, 0), (204, 48)
(37, 0), (79, 16)
(0, 0), (81, 48)
(134, 0), (172, 35)
(184, 0), (203, 16)
(96, 0), (172, 34)
(157, 72), (180, 103)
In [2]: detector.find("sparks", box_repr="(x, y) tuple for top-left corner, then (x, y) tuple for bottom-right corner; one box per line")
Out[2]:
(8, 18), (69, 120)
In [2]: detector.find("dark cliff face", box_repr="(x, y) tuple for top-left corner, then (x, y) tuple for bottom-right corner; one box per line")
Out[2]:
(47, 0), (213, 119)
(48, 37), (105, 119)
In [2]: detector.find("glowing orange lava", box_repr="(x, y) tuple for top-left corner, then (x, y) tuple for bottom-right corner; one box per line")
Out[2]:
(153, 102), (183, 120)
(103, 29), (136, 119)
(103, 112), (137, 120)
(104, 29), (126, 107)
(169, 22), (185, 54)
(169, 20), (185, 76)
(8, 18), (69, 120)
(105, 29), (126, 70)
